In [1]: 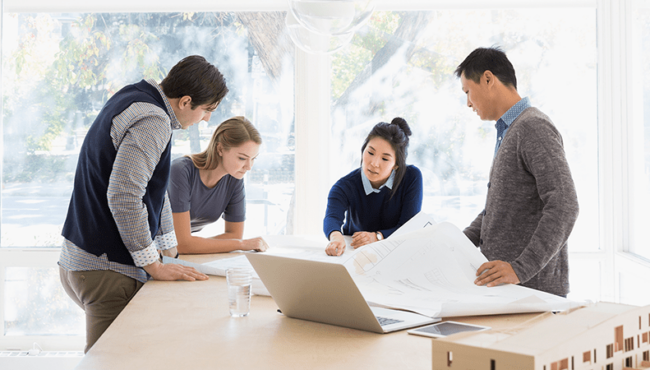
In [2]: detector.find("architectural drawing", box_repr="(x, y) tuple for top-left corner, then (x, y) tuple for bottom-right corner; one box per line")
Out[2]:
(341, 222), (579, 317)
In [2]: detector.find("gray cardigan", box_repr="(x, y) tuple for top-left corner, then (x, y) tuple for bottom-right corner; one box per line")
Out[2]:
(463, 107), (579, 296)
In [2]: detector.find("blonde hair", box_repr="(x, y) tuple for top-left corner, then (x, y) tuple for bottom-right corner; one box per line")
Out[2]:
(190, 116), (262, 170)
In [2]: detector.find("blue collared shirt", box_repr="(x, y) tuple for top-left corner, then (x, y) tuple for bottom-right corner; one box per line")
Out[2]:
(494, 97), (531, 157)
(361, 169), (395, 195)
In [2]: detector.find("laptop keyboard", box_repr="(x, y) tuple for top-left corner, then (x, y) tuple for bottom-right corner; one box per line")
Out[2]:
(376, 316), (404, 326)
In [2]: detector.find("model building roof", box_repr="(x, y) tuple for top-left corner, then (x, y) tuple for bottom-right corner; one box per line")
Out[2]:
(441, 302), (641, 356)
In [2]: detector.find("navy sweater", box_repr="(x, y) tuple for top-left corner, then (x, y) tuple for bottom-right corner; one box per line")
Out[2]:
(323, 165), (423, 239)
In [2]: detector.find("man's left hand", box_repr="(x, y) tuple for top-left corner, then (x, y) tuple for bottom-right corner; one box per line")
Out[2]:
(474, 260), (520, 287)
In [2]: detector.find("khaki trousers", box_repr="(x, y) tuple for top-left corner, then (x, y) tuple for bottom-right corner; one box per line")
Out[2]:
(59, 267), (144, 353)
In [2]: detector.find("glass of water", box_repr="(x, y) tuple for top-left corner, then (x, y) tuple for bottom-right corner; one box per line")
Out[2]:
(226, 268), (253, 317)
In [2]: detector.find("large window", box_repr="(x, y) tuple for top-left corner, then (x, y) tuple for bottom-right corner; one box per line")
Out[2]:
(2, 12), (295, 246)
(2, 0), (650, 352)
(328, 9), (599, 301)
(632, 1), (650, 262)
(329, 8), (597, 236)
(1, 9), (294, 345)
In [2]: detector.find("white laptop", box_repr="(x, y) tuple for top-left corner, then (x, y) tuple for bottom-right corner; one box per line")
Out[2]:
(246, 253), (439, 333)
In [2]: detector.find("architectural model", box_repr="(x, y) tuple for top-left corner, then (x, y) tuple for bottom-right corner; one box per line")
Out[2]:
(432, 302), (650, 370)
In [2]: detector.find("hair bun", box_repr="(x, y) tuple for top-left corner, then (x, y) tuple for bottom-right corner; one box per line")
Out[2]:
(391, 117), (411, 137)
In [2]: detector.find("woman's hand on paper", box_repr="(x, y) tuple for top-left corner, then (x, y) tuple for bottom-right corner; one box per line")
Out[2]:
(242, 237), (269, 252)
(326, 232), (346, 256)
(350, 231), (377, 249)
(474, 260), (520, 287)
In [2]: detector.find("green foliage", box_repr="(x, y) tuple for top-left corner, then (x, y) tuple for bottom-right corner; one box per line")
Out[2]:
(355, 11), (400, 54)
(331, 12), (400, 100)
(331, 43), (372, 100)
(4, 13), (169, 156)
(119, 23), (165, 81)
(3, 11), (253, 185)
(52, 15), (111, 90)
(2, 154), (71, 183)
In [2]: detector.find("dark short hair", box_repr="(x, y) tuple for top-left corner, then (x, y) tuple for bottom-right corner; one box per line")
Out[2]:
(160, 55), (229, 109)
(454, 46), (517, 89)
(360, 117), (412, 197)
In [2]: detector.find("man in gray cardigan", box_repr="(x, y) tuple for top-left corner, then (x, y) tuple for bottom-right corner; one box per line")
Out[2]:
(455, 47), (579, 297)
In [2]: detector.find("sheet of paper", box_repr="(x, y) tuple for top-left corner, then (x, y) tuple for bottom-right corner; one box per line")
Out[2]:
(166, 235), (352, 296)
(203, 255), (258, 276)
(165, 220), (582, 317)
(162, 255), (270, 295)
(264, 234), (352, 257)
(162, 256), (223, 275)
(388, 211), (437, 238)
(340, 222), (581, 317)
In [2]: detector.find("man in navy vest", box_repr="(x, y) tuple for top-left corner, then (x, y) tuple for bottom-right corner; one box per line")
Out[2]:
(59, 55), (228, 352)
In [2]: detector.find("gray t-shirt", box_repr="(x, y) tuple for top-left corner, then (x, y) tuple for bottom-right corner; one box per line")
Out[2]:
(168, 156), (246, 233)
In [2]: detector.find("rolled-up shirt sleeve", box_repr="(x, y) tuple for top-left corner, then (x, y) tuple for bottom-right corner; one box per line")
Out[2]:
(107, 104), (172, 267)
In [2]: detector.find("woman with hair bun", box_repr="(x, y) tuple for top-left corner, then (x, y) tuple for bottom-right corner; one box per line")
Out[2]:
(323, 117), (423, 256)
(168, 116), (269, 254)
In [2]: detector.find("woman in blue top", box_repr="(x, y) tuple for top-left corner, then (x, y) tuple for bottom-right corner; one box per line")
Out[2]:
(168, 116), (269, 254)
(324, 117), (423, 256)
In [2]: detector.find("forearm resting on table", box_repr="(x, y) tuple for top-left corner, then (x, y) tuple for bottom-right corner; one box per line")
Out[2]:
(173, 212), (250, 254)
(176, 235), (244, 254)
(329, 231), (344, 242)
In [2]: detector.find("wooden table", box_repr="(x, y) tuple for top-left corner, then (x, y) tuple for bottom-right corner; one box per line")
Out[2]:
(75, 254), (547, 370)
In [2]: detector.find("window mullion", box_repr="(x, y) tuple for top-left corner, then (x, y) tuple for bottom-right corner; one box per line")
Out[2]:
(294, 50), (331, 235)
(597, 0), (628, 303)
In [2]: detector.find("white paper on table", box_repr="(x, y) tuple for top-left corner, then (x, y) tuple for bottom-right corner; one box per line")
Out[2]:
(164, 217), (429, 278)
(199, 235), (361, 295)
(388, 212), (437, 239)
(340, 222), (584, 318)
(202, 255), (258, 276)
(162, 255), (270, 296)
(162, 255), (224, 275)
(263, 234), (353, 258)
(202, 257), (272, 295)
(166, 220), (583, 317)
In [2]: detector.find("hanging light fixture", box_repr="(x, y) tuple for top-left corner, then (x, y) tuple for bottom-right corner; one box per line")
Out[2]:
(286, 0), (375, 54)
(286, 11), (354, 54)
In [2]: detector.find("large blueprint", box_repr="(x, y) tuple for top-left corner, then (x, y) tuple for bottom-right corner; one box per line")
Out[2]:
(339, 221), (578, 317)
(167, 213), (581, 317)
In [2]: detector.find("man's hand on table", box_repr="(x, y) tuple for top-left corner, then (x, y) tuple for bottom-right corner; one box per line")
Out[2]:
(144, 260), (208, 281)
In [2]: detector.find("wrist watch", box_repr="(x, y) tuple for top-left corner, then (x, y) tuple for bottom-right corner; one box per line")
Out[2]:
(376, 231), (384, 241)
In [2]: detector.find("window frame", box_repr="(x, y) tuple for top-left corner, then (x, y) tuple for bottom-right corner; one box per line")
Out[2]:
(0, 249), (85, 349)
(2, 0), (650, 351)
